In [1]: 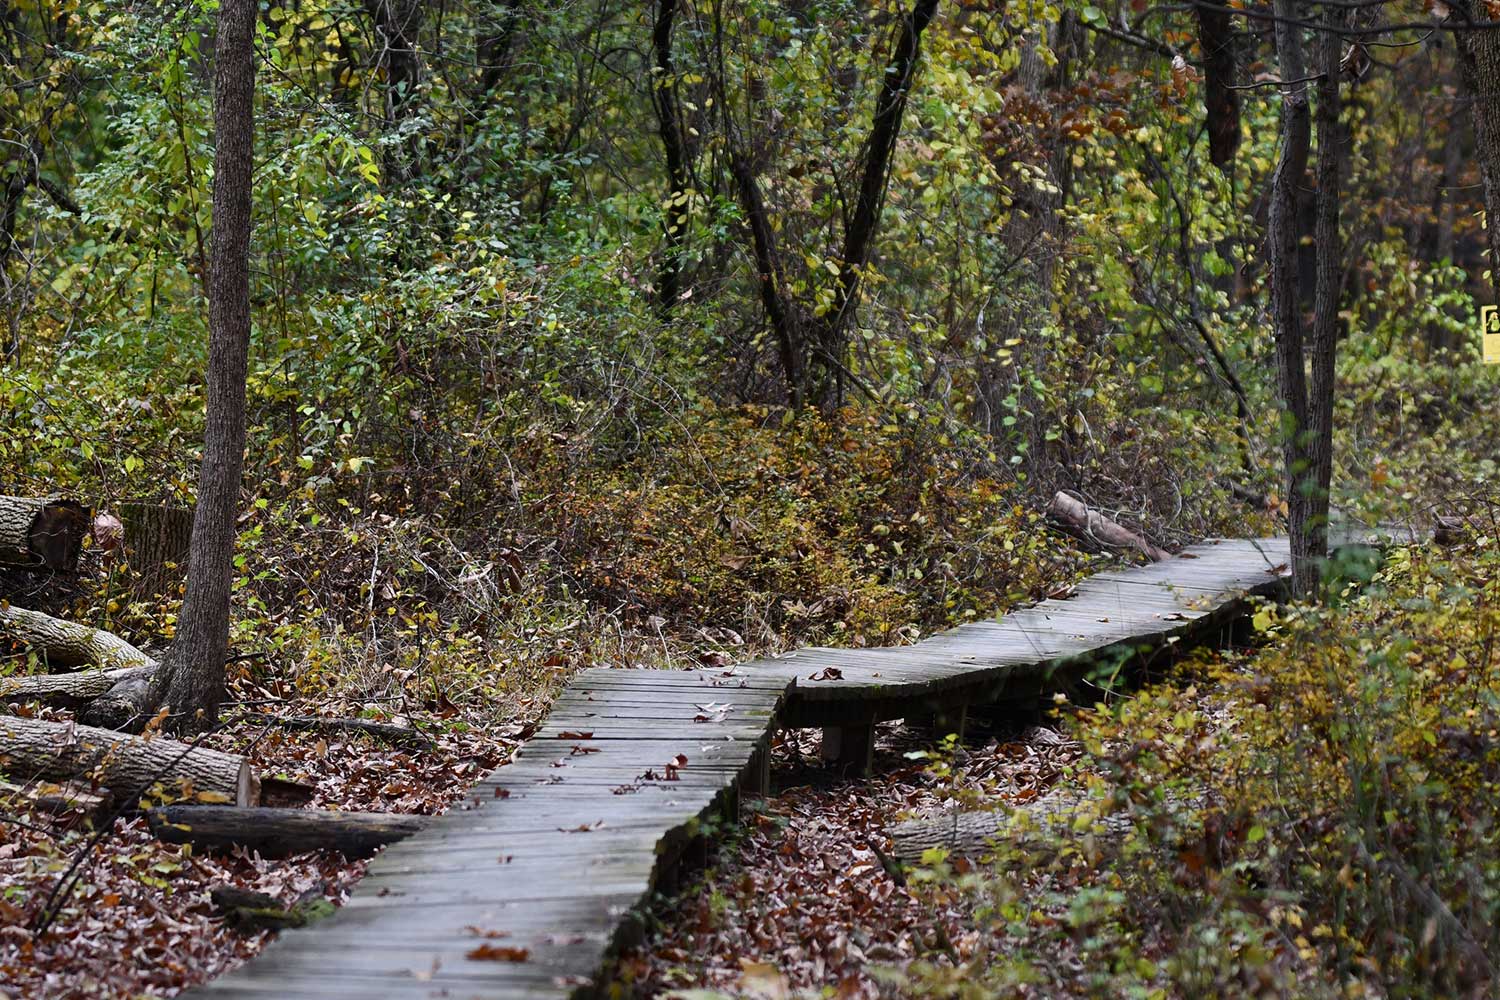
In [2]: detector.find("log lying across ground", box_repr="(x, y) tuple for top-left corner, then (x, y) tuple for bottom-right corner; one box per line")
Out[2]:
(266, 715), (437, 750)
(0, 716), (258, 806)
(889, 810), (1010, 864)
(0, 496), (91, 573)
(1047, 491), (1171, 562)
(0, 604), (156, 671)
(0, 605), (160, 727)
(148, 805), (427, 857)
(889, 795), (1138, 865)
(0, 665), (151, 706)
(0, 777), (110, 819)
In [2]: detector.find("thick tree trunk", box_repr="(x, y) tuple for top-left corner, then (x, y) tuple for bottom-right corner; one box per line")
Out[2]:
(150, 0), (257, 733)
(1046, 492), (1170, 562)
(1455, 1), (1500, 305)
(0, 496), (90, 572)
(0, 605), (155, 671)
(148, 805), (426, 857)
(0, 716), (258, 806)
(1195, 0), (1241, 171)
(1267, 0), (1317, 598)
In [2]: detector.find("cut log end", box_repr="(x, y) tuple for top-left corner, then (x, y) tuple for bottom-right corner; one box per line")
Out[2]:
(0, 497), (92, 573)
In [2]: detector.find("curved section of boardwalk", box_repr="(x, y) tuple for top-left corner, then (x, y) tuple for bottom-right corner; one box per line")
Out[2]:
(192, 537), (1293, 999)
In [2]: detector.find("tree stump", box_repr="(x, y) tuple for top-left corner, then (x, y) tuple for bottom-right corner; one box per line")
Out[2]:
(120, 502), (194, 599)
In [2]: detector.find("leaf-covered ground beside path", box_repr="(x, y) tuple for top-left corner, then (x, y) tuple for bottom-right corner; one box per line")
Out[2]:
(620, 722), (1099, 998)
(0, 698), (517, 1000)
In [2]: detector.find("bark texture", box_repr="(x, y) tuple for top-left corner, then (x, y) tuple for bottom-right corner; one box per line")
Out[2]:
(148, 805), (427, 857)
(0, 605), (155, 671)
(120, 502), (194, 599)
(1456, 1), (1500, 305)
(149, 0), (257, 733)
(1267, 0), (1317, 597)
(0, 496), (90, 572)
(0, 715), (258, 806)
(1195, 0), (1241, 170)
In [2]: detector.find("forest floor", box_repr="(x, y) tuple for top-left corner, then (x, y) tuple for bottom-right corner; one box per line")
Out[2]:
(0, 691), (520, 999)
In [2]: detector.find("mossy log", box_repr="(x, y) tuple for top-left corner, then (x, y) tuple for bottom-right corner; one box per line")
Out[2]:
(148, 804), (426, 857)
(0, 604), (155, 671)
(0, 715), (258, 806)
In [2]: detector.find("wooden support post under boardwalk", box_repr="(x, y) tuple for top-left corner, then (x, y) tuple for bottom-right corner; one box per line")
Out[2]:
(822, 723), (875, 775)
(741, 743), (773, 798)
(909, 703), (968, 742)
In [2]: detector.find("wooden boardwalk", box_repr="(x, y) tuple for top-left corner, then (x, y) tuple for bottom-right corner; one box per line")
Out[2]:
(192, 537), (1298, 999)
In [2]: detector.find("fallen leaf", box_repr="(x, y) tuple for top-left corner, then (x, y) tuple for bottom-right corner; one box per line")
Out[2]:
(466, 944), (530, 962)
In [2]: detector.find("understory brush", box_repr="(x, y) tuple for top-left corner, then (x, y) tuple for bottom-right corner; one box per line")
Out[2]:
(904, 522), (1500, 998)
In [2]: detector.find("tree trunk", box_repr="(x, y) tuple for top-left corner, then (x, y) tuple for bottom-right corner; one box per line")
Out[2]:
(149, 0), (257, 733)
(1196, 0), (1241, 171)
(0, 716), (258, 806)
(1455, 1), (1500, 306)
(0, 496), (90, 573)
(819, 0), (941, 404)
(652, 0), (692, 314)
(148, 805), (427, 857)
(1267, 0), (1317, 598)
(1305, 9), (1349, 595)
(0, 605), (156, 671)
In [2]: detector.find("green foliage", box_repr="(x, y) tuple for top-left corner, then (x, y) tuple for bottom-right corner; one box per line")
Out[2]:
(906, 531), (1500, 997)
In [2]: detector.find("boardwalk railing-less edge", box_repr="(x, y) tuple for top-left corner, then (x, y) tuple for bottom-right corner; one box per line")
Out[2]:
(190, 534), (1399, 999)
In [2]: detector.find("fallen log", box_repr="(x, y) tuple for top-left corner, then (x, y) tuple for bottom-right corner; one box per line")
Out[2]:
(1047, 491), (1171, 562)
(0, 665), (152, 707)
(0, 777), (110, 820)
(79, 670), (157, 731)
(889, 810), (1007, 864)
(0, 605), (156, 671)
(0, 496), (91, 572)
(0, 716), (258, 806)
(148, 805), (427, 857)
(266, 715), (437, 750)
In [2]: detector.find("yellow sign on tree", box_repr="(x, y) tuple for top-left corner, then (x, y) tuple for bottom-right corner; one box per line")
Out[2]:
(1486, 305), (1500, 364)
